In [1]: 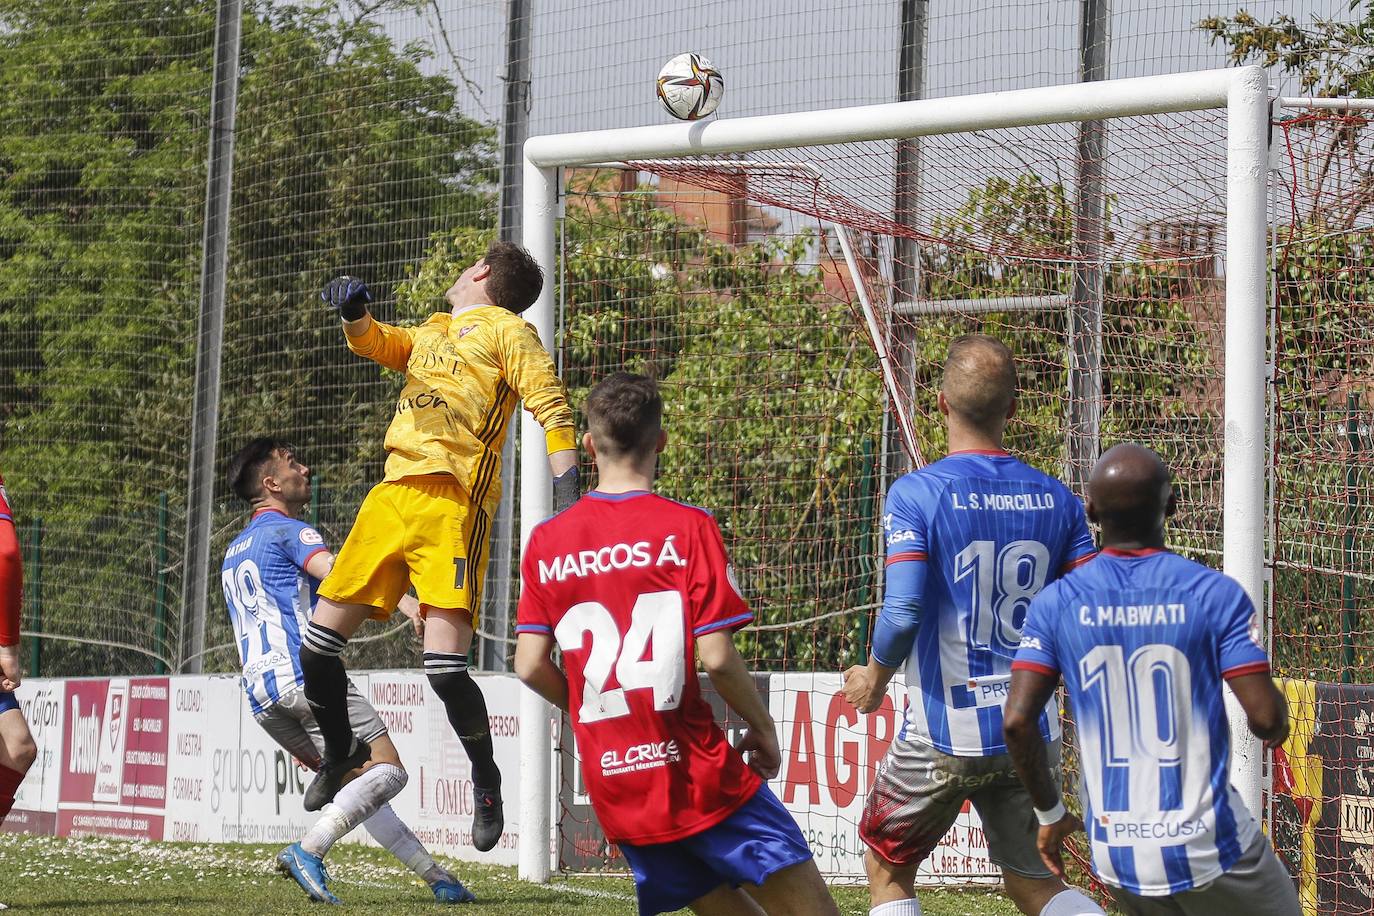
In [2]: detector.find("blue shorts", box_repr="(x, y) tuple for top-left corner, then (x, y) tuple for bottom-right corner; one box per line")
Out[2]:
(618, 784), (813, 916)
(0, 692), (17, 715)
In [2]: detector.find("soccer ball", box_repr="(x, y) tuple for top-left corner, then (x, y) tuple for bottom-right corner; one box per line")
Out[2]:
(656, 52), (724, 121)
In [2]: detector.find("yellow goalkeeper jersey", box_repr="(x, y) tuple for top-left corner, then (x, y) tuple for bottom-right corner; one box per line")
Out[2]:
(346, 306), (575, 512)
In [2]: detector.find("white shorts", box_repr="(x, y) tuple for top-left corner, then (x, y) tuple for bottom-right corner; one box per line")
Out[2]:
(253, 681), (387, 771)
(1108, 834), (1300, 916)
(860, 736), (1060, 878)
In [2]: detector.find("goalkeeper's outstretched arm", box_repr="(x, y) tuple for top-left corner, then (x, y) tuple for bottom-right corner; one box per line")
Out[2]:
(320, 276), (415, 370)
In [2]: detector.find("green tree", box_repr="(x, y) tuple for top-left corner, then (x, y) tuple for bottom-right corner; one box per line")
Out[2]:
(398, 179), (888, 670)
(1203, 10), (1374, 684)
(0, 0), (494, 676)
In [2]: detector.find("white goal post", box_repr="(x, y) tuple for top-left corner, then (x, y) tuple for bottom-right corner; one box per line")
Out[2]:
(516, 66), (1271, 883)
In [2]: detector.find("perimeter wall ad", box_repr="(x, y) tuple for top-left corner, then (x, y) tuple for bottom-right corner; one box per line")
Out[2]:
(3, 671), (995, 882)
(32, 671), (1342, 887)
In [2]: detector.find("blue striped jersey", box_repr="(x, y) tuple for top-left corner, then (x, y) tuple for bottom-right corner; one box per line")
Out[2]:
(883, 450), (1096, 756)
(1013, 548), (1270, 896)
(221, 509), (329, 714)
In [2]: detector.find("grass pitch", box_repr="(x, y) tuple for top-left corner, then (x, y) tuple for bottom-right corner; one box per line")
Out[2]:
(0, 833), (1020, 915)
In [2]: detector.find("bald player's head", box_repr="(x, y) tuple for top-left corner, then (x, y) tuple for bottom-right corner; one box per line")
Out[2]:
(1087, 443), (1178, 545)
(940, 335), (1018, 433)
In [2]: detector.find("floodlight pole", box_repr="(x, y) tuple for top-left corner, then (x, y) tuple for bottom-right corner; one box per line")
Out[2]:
(482, 0), (535, 674)
(1068, 0), (1109, 491)
(519, 65), (1273, 878)
(181, 0), (242, 673)
(891, 0), (926, 478)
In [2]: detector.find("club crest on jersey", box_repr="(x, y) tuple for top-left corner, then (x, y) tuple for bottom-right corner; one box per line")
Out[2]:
(458, 325), (476, 338)
(299, 528), (324, 546)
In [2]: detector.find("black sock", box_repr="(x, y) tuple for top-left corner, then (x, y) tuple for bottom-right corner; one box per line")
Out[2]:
(425, 652), (501, 789)
(300, 623), (355, 762)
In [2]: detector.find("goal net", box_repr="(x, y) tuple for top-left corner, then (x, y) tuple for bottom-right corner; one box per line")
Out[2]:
(530, 72), (1270, 886)
(1267, 107), (1374, 915)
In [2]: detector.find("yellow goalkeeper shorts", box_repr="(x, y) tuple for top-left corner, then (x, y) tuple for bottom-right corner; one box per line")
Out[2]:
(318, 474), (491, 621)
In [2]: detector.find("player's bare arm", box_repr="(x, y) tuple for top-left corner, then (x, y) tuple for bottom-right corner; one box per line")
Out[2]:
(841, 660), (897, 715)
(1004, 667), (1083, 880)
(0, 514), (22, 693)
(549, 448), (576, 477)
(0, 644), (20, 694)
(513, 632), (569, 712)
(395, 594), (424, 638)
(697, 630), (780, 780)
(304, 549), (334, 582)
(1227, 671), (1290, 748)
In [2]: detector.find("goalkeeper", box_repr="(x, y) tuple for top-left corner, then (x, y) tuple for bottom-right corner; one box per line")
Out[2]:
(300, 242), (578, 853)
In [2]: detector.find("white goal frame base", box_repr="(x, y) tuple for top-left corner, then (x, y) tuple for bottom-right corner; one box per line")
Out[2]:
(516, 66), (1271, 883)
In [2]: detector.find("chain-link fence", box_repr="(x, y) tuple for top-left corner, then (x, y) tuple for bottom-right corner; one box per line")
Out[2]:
(0, 0), (1362, 678)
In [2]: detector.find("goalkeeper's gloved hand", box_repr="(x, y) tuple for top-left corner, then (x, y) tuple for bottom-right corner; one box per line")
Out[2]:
(552, 466), (580, 514)
(322, 276), (373, 321)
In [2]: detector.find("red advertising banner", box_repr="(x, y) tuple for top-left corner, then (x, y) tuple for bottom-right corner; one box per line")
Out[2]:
(57, 677), (169, 840)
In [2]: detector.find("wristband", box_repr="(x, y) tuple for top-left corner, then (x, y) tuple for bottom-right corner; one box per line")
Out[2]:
(1035, 800), (1067, 826)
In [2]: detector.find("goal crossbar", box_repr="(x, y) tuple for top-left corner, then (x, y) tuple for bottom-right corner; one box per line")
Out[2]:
(517, 65), (1271, 882)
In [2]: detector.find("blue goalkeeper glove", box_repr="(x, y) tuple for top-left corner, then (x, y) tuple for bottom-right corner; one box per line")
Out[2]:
(553, 466), (579, 514)
(322, 276), (373, 321)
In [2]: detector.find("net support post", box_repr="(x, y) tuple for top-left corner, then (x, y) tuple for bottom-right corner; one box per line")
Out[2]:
(1222, 66), (1270, 817)
(518, 156), (558, 884)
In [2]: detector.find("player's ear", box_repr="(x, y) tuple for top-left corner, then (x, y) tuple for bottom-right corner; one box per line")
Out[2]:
(655, 429), (667, 453)
(1005, 395), (1017, 420)
(937, 390), (950, 417)
(582, 431), (597, 462)
(1164, 485), (1179, 519)
(1085, 496), (1099, 526)
(472, 260), (492, 282)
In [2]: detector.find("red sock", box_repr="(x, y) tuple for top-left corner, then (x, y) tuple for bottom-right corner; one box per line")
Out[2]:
(0, 763), (24, 822)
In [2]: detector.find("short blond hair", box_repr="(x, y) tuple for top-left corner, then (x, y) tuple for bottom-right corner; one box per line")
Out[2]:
(941, 334), (1017, 429)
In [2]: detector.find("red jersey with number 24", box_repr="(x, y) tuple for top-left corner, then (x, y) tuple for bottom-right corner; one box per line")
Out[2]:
(516, 490), (761, 845)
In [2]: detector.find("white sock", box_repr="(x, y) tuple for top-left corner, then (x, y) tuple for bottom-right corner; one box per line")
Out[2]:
(301, 763), (408, 857)
(1040, 888), (1106, 916)
(870, 899), (922, 916)
(363, 802), (449, 885)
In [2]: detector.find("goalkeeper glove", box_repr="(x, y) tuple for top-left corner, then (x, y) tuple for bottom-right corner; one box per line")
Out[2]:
(322, 276), (373, 321)
(552, 466), (580, 514)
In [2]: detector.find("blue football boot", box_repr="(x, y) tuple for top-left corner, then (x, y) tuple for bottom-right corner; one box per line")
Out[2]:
(431, 877), (477, 903)
(276, 842), (340, 905)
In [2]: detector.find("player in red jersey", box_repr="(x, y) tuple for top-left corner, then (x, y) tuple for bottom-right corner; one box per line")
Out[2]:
(0, 472), (37, 844)
(515, 373), (839, 916)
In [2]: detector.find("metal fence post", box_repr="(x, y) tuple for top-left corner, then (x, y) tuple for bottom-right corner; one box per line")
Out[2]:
(180, 0), (242, 673)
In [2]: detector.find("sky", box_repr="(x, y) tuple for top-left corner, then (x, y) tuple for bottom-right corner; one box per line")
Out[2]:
(371, 0), (1359, 244)
(381, 0), (1354, 133)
